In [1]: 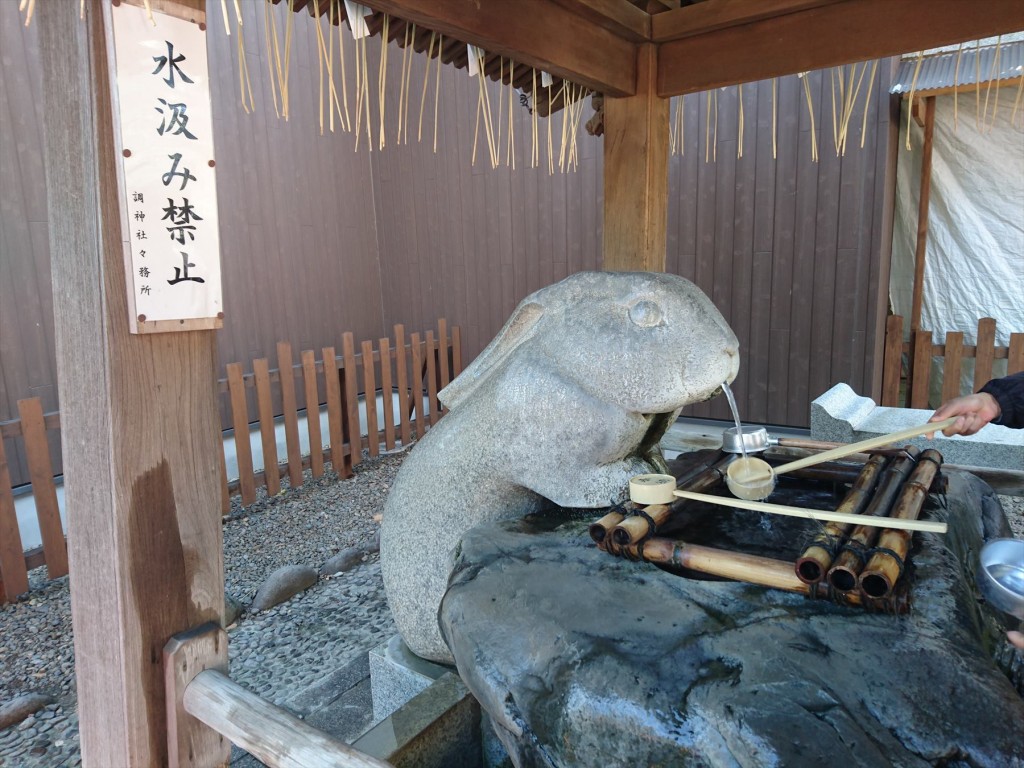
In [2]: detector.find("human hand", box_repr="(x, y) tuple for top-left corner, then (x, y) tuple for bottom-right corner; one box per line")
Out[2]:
(927, 392), (1001, 437)
(1009, 630), (1024, 650)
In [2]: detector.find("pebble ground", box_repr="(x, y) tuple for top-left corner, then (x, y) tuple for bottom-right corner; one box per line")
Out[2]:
(0, 452), (403, 768)
(0, 453), (1020, 767)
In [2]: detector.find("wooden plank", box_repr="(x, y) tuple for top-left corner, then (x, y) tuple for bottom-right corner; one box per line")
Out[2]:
(163, 623), (229, 768)
(548, 0), (650, 41)
(227, 364), (257, 506)
(217, 444), (230, 517)
(881, 315), (904, 407)
(252, 359), (280, 497)
(342, 333), (360, 467)
(437, 318), (451, 393)
(276, 342), (304, 490)
(452, 326), (463, 377)
(379, 338), (396, 451)
(350, 0), (637, 96)
(910, 97), (936, 332)
(603, 44), (669, 271)
(410, 332), (424, 436)
(909, 330), (933, 409)
(1009, 333), (1024, 375)
(301, 351), (324, 478)
(39, 3), (225, 762)
(0, 435), (29, 601)
(322, 347), (348, 479)
(652, 0), (841, 40)
(361, 340), (380, 458)
(941, 331), (964, 404)
(394, 325), (412, 446)
(183, 669), (390, 768)
(17, 398), (68, 580)
(426, 331), (440, 427)
(657, 0), (1024, 97)
(973, 317), (997, 392)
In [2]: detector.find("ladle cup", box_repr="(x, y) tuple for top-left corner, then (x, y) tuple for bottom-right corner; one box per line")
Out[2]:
(725, 417), (957, 501)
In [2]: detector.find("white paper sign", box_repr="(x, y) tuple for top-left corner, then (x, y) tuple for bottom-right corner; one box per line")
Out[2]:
(111, 2), (222, 331)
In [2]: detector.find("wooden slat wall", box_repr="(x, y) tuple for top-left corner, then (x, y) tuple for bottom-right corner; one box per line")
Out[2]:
(669, 65), (896, 426)
(0, 2), (60, 487)
(3, 2), (899, 498)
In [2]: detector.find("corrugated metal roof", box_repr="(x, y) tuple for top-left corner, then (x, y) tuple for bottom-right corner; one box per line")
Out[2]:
(891, 41), (1024, 94)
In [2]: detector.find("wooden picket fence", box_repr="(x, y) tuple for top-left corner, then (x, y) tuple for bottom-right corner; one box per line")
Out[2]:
(881, 315), (1024, 408)
(0, 320), (459, 603)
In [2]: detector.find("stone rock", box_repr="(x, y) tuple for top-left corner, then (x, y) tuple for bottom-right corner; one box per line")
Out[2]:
(382, 271), (740, 662)
(0, 694), (55, 730)
(250, 565), (318, 612)
(224, 592), (245, 626)
(321, 547), (365, 577)
(439, 469), (1024, 768)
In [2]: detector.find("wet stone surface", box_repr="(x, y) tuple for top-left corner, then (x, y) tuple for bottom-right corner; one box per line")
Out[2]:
(440, 469), (1024, 768)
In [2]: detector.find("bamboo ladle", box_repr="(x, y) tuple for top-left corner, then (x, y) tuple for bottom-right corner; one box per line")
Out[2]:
(724, 417), (957, 501)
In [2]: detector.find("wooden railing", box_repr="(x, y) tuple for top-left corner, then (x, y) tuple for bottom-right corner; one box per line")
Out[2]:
(0, 320), (459, 603)
(881, 315), (1024, 408)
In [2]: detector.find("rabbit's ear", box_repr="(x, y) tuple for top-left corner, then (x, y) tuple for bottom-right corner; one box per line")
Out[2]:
(439, 301), (545, 409)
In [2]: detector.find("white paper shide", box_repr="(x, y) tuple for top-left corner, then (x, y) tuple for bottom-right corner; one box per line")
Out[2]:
(112, 3), (222, 330)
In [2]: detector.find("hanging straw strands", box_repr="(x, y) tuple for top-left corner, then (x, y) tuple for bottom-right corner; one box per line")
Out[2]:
(905, 51), (924, 150)
(669, 95), (685, 156)
(800, 72), (819, 162)
(531, 69), (539, 168)
(737, 85), (744, 159)
(236, 7), (254, 114)
(983, 36), (1002, 132)
(859, 60), (877, 149)
(954, 43), (963, 130)
(772, 78), (778, 159)
(377, 14), (390, 150)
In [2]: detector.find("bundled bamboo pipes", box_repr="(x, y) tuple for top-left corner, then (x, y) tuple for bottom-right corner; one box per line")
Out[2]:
(859, 449), (943, 598)
(795, 454), (888, 584)
(826, 447), (921, 592)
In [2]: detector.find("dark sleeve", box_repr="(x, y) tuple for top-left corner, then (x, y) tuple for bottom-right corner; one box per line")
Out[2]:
(980, 371), (1024, 429)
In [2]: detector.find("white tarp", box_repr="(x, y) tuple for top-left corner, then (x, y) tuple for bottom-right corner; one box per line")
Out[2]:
(890, 93), (1024, 405)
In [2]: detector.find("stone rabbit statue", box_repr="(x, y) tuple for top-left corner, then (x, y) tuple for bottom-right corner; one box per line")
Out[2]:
(381, 271), (740, 662)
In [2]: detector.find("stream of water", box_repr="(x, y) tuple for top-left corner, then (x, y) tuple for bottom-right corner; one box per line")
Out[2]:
(721, 381), (747, 460)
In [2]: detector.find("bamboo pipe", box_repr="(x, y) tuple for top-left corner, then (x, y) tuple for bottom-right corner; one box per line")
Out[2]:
(795, 453), (889, 584)
(827, 448), (921, 592)
(611, 504), (672, 547)
(626, 537), (864, 607)
(671, 487), (946, 533)
(859, 450), (943, 598)
(589, 510), (625, 550)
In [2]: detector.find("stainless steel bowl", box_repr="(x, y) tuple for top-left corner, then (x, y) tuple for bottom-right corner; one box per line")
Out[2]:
(977, 538), (1024, 621)
(722, 426), (771, 454)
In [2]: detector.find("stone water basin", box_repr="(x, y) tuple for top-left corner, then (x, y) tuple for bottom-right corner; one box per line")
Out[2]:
(439, 455), (1023, 768)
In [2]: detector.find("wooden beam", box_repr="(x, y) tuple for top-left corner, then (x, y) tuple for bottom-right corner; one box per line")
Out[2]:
(910, 96), (935, 333)
(603, 43), (669, 271)
(549, 0), (651, 41)
(38, 2), (225, 765)
(652, 0), (842, 41)
(656, 0), (1024, 96)
(357, 0), (638, 96)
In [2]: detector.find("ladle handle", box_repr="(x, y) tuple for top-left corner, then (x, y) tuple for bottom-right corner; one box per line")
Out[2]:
(770, 417), (957, 478)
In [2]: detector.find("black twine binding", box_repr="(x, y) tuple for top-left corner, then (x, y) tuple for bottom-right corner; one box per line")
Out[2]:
(635, 508), (658, 538)
(867, 546), (906, 578)
(839, 539), (870, 565)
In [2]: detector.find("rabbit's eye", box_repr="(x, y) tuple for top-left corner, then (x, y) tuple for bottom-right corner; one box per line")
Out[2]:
(628, 299), (663, 328)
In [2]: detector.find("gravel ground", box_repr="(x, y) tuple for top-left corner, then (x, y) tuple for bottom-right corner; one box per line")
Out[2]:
(0, 455), (1021, 768)
(0, 451), (404, 768)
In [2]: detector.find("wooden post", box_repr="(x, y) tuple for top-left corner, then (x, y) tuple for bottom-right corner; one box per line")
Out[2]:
(909, 96), (936, 332)
(38, 2), (225, 766)
(602, 43), (670, 272)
